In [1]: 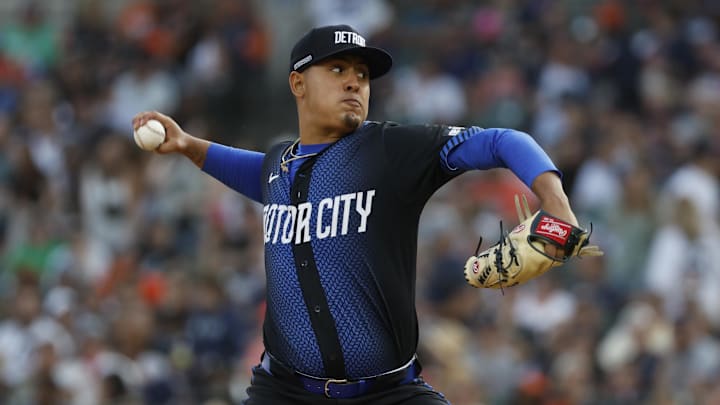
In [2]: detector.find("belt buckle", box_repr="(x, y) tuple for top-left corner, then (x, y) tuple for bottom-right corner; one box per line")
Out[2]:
(324, 378), (348, 398)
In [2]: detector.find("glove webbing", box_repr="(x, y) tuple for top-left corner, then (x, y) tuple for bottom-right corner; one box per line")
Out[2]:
(487, 221), (519, 294)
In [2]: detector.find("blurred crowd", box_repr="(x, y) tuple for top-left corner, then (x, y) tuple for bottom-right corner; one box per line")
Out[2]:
(0, 0), (719, 404)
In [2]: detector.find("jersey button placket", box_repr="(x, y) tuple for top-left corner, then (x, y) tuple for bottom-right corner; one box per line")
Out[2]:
(287, 158), (347, 377)
(295, 172), (307, 200)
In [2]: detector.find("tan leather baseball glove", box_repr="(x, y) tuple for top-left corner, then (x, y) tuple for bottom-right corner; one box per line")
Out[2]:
(464, 195), (603, 290)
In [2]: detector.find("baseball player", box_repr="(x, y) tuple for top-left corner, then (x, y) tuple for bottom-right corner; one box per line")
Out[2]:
(133, 24), (597, 405)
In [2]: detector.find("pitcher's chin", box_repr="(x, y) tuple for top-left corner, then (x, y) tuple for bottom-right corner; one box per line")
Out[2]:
(342, 113), (363, 131)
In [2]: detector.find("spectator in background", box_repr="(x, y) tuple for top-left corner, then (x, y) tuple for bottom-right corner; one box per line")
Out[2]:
(644, 196), (720, 330)
(0, 3), (60, 78)
(138, 122), (210, 263)
(606, 163), (657, 291)
(532, 33), (590, 148)
(647, 137), (720, 329)
(104, 290), (176, 404)
(106, 47), (180, 133)
(571, 136), (623, 221)
(596, 295), (674, 403)
(3, 212), (68, 289)
(661, 311), (720, 403)
(79, 135), (140, 255)
(511, 275), (577, 338)
(385, 59), (467, 124)
(657, 137), (720, 228)
(0, 284), (75, 399)
(185, 276), (244, 403)
(17, 80), (73, 213)
(204, 0), (270, 137)
(465, 58), (529, 131)
(307, 0), (393, 39)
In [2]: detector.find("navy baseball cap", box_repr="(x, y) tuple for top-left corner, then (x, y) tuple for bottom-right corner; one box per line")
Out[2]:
(290, 24), (393, 79)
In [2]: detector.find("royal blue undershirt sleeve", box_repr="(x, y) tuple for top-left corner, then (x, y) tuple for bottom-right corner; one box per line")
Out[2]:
(201, 143), (265, 203)
(445, 128), (560, 188)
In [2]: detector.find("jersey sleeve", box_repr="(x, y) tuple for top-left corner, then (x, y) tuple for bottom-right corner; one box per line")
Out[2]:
(443, 127), (560, 188)
(201, 143), (264, 203)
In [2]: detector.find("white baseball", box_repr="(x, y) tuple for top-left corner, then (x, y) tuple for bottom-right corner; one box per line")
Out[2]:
(133, 119), (166, 151)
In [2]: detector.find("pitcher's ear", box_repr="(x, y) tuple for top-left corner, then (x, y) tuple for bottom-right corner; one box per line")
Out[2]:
(289, 71), (305, 97)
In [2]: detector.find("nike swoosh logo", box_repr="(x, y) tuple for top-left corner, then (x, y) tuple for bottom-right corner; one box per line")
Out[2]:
(268, 173), (280, 184)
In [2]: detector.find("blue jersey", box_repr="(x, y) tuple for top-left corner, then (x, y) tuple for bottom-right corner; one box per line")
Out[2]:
(203, 121), (558, 378)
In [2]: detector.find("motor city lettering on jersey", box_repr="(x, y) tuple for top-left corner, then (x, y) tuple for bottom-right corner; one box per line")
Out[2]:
(334, 31), (366, 47)
(262, 190), (375, 245)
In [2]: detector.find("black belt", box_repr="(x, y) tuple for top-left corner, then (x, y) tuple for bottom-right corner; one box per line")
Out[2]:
(260, 352), (420, 399)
